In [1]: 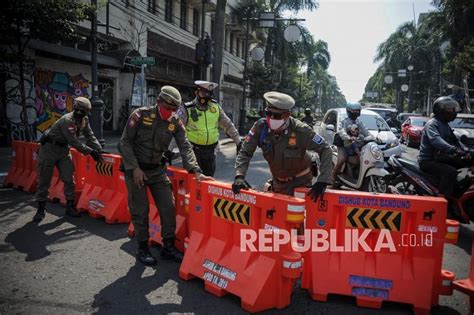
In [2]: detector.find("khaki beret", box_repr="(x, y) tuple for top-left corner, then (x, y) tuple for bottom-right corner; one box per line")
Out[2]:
(74, 97), (91, 110)
(160, 86), (182, 108)
(195, 80), (218, 91)
(263, 91), (295, 112)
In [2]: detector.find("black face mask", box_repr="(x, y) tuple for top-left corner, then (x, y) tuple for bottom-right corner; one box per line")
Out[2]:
(73, 109), (89, 119)
(197, 90), (212, 105)
(348, 111), (360, 120)
(440, 111), (457, 122)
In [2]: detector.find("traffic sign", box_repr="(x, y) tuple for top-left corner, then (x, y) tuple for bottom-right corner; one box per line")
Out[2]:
(384, 75), (393, 84)
(401, 84), (409, 92)
(130, 56), (156, 65)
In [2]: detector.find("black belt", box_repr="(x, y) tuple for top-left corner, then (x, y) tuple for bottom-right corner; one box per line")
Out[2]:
(191, 142), (218, 150)
(46, 138), (67, 147)
(138, 162), (162, 170)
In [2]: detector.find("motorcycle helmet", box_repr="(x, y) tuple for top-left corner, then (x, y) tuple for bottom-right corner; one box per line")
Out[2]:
(346, 103), (362, 120)
(73, 97), (92, 118)
(304, 107), (312, 116)
(432, 96), (461, 122)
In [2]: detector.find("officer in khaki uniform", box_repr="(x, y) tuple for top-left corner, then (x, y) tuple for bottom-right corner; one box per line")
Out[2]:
(119, 86), (205, 266)
(233, 92), (333, 201)
(177, 80), (242, 176)
(33, 97), (103, 223)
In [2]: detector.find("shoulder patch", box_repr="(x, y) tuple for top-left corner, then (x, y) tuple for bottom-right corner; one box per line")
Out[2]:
(312, 134), (325, 145)
(67, 124), (77, 135)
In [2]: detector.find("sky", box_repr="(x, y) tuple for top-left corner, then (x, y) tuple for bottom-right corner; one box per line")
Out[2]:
(296, 0), (436, 103)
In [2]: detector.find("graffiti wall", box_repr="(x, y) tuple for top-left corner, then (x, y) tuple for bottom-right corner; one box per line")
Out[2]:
(1, 61), (37, 141)
(34, 69), (90, 134)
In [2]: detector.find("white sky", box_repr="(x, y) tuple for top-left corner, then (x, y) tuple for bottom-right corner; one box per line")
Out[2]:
(296, 0), (435, 103)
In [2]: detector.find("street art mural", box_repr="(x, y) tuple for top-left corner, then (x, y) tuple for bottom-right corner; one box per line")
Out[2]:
(1, 61), (37, 141)
(34, 69), (90, 134)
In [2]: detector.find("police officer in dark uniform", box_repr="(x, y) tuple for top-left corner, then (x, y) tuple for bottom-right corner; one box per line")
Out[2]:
(119, 86), (205, 266)
(233, 91), (333, 200)
(419, 96), (470, 202)
(33, 97), (103, 223)
(301, 107), (315, 127)
(177, 80), (242, 176)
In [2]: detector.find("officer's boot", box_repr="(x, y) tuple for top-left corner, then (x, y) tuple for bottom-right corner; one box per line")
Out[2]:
(161, 238), (184, 262)
(33, 201), (46, 223)
(65, 200), (81, 217)
(136, 241), (157, 266)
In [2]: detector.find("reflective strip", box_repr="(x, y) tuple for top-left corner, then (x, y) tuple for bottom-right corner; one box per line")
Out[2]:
(447, 226), (459, 233)
(287, 214), (305, 222)
(104, 157), (115, 163)
(288, 204), (305, 213)
(294, 191), (306, 199)
(283, 260), (302, 269)
(445, 233), (458, 240)
(119, 175), (125, 181)
(185, 198), (189, 205)
(442, 280), (452, 286)
(184, 242), (188, 249)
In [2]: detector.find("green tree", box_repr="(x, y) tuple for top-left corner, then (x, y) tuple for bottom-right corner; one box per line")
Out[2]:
(0, 0), (89, 141)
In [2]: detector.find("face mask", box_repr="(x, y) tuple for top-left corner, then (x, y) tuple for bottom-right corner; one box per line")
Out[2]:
(266, 116), (286, 130)
(159, 106), (175, 121)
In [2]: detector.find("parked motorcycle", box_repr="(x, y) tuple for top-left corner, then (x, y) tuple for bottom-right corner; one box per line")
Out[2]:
(332, 135), (389, 193)
(387, 152), (474, 223)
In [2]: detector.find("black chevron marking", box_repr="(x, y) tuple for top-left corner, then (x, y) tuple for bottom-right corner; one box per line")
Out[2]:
(220, 200), (230, 219)
(243, 205), (250, 225)
(381, 211), (392, 229)
(359, 209), (370, 228)
(231, 204), (242, 222)
(347, 208), (358, 227)
(213, 199), (220, 217)
(392, 212), (402, 230)
(370, 210), (381, 229)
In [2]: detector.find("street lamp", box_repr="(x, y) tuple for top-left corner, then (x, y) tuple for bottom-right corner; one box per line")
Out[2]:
(90, 0), (104, 146)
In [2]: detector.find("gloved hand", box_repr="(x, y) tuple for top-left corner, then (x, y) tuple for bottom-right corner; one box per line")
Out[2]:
(236, 142), (243, 154)
(90, 150), (103, 163)
(307, 182), (328, 202)
(232, 176), (250, 194)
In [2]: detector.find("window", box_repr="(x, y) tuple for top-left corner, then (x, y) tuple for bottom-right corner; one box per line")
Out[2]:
(224, 63), (229, 75)
(165, 0), (173, 23)
(236, 38), (240, 57)
(241, 42), (245, 58)
(324, 112), (337, 126)
(193, 8), (199, 36)
(180, 1), (187, 30)
(147, 0), (156, 14)
(230, 33), (234, 55)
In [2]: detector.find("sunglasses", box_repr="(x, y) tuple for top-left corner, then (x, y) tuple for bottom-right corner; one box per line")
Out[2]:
(265, 109), (287, 119)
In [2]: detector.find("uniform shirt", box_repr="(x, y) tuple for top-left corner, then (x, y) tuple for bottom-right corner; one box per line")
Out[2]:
(419, 117), (460, 162)
(119, 106), (200, 172)
(235, 117), (333, 184)
(177, 98), (241, 145)
(338, 117), (370, 141)
(46, 112), (101, 155)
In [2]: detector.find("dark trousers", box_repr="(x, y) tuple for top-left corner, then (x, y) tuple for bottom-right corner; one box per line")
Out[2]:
(419, 160), (460, 198)
(192, 143), (217, 176)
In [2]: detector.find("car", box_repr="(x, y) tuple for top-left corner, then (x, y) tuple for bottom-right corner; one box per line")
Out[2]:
(364, 107), (399, 128)
(316, 108), (402, 159)
(449, 113), (474, 149)
(397, 112), (420, 126)
(400, 116), (429, 148)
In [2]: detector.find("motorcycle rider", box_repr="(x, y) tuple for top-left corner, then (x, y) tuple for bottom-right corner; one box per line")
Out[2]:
(418, 96), (470, 206)
(332, 103), (371, 181)
(301, 107), (315, 127)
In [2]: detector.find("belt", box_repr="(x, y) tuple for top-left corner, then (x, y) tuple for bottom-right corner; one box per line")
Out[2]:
(138, 162), (162, 171)
(46, 138), (68, 147)
(191, 142), (218, 150)
(275, 167), (311, 183)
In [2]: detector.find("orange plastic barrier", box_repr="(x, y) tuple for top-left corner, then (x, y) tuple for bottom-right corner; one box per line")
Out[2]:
(76, 154), (130, 224)
(179, 179), (305, 313)
(295, 188), (456, 315)
(4, 141), (22, 187)
(5, 141), (37, 191)
(48, 149), (86, 205)
(127, 166), (190, 252)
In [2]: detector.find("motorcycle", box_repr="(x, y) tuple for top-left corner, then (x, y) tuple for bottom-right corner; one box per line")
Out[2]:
(333, 135), (389, 193)
(386, 149), (474, 223)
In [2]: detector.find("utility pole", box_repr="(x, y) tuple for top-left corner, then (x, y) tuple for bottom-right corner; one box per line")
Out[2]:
(90, 0), (105, 146)
(239, 14), (250, 135)
(200, 0), (208, 80)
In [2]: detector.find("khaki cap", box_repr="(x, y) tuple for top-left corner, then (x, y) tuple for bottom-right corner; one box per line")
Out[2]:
(263, 91), (295, 112)
(160, 86), (182, 108)
(74, 97), (91, 111)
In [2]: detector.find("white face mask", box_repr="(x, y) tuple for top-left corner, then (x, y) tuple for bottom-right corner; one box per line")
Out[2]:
(268, 118), (285, 130)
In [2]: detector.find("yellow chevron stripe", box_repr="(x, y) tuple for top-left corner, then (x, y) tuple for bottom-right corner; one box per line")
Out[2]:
(386, 211), (399, 231)
(223, 200), (233, 220)
(352, 208), (363, 228)
(365, 209), (376, 230)
(240, 205), (250, 225)
(232, 204), (241, 224)
(375, 210), (384, 230)
(212, 198), (251, 226)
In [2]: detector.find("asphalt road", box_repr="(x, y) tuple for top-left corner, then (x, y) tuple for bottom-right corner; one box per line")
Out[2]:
(0, 142), (472, 314)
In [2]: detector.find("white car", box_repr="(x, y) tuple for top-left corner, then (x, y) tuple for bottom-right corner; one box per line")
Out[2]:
(449, 113), (474, 149)
(316, 108), (402, 159)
